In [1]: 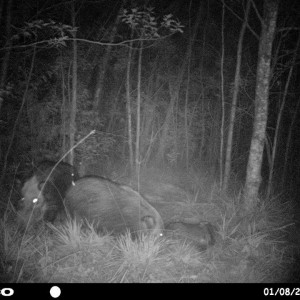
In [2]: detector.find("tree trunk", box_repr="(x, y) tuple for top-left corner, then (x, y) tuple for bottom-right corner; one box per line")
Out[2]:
(266, 33), (300, 197)
(223, 0), (250, 190)
(156, 82), (177, 163)
(184, 47), (191, 169)
(282, 98), (300, 190)
(0, 48), (36, 184)
(243, 0), (278, 210)
(60, 52), (67, 158)
(0, 0), (13, 112)
(69, 3), (78, 166)
(219, 1), (225, 188)
(156, 2), (202, 165)
(135, 42), (143, 186)
(126, 37), (134, 171)
(184, 2), (202, 169)
(0, 0), (4, 23)
(93, 11), (121, 112)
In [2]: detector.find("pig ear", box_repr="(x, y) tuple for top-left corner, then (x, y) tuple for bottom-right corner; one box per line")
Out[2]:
(38, 181), (45, 191)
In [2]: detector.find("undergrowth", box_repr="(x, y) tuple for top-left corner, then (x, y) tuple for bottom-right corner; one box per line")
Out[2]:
(0, 168), (296, 283)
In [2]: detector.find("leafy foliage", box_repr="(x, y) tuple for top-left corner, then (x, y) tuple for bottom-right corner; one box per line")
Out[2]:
(11, 19), (75, 48)
(120, 7), (183, 38)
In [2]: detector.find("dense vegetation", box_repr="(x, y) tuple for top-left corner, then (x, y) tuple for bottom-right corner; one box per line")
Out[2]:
(0, 0), (299, 283)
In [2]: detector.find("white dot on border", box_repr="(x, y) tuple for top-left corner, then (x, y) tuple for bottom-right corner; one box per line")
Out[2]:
(50, 286), (61, 298)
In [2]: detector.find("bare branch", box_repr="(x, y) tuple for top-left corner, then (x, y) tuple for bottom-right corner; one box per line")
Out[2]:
(219, 0), (259, 40)
(250, 0), (264, 25)
(1, 34), (176, 52)
(277, 27), (300, 33)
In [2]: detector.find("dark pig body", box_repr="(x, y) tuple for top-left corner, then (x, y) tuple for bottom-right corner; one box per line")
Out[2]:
(64, 176), (164, 237)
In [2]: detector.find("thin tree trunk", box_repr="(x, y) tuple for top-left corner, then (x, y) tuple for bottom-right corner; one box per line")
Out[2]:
(156, 83), (177, 162)
(219, 1), (225, 189)
(184, 50), (191, 169)
(183, 1), (192, 169)
(199, 98), (206, 162)
(0, 0), (4, 23)
(140, 102), (154, 160)
(0, 47), (36, 184)
(156, 2), (202, 164)
(140, 59), (157, 159)
(267, 34), (299, 197)
(93, 11), (121, 112)
(198, 1), (209, 163)
(244, 0), (278, 210)
(0, 0), (13, 112)
(126, 37), (134, 171)
(282, 98), (300, 189)
(184, 2), (203, 168)
(223, 0), (250, 191)
(135, 41), (143, 186)
(198, 52), (206, 164)
(107, 81), (124, 132)
(60, 52), (67, 158)
(140, 59), (161, 163)
(69, 3), (78, 166)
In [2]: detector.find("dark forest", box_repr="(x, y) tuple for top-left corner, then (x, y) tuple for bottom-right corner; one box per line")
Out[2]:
(0, 0), (300, 284)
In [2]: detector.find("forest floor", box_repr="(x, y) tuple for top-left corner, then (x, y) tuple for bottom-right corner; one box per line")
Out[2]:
(0, 166), (298, 283)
